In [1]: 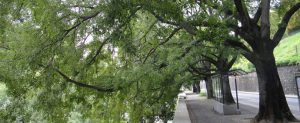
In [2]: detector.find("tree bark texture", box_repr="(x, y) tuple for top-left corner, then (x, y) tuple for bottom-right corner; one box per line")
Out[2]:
(193, 81), (201, 93)
(215, 57), (236, 104)
(252, 52), (297, 123)
(205, 77), (213, 99)
(220, 73), (235, 104)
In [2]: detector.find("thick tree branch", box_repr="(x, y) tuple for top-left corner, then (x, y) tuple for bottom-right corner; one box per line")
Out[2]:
(38, 64), (116, 92)
(66, 11), (101, 32)
(260, 0), (271, 40)
(151, 12), (196, 35)
(228, 24), (256, 47)
(149, 11), (179, 26)
(273, 2), (300, 47)
(188, 66), (215, 77)
(201, 54), (218, 65)
(53, 67), (115, 92)
(226, 55), (237, 70)
(68, 5), (95, 9)
(224, 39), (251, 54)
(189, 63), (217, 73)
(224, 39), (255, 63)
(233, 0), (251, 27)
(252, 3), (262, 24)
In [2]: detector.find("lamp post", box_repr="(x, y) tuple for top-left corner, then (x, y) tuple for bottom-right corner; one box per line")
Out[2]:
(234, 73), (239, 110)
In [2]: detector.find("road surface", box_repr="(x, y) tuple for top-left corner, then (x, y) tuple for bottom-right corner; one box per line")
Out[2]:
(232, 91), (300, 116)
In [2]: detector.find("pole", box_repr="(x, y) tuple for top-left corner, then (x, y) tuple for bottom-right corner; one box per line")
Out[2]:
(221, 74), (224, 103)
(234, 74), (239, 110)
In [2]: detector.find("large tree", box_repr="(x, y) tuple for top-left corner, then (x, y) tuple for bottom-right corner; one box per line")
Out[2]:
(1, 0), (300, 122)
(142, 0), (300, 122)
(1, 0), (219, 122)
(186, 29), (238, 104)
(225, 1), (300, 122)
(0, 1), (194, 122)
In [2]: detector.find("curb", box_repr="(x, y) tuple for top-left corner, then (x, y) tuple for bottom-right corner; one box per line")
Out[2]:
(173, 94), (191, 123)
(232, 91), (298, 98)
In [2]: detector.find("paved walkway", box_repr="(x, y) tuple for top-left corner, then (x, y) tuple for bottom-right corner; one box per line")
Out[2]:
(186, 94), (254, 123)
(173, 93), (300, 123)
(185, 94), (300, 123)
(173, 98), (191, 123)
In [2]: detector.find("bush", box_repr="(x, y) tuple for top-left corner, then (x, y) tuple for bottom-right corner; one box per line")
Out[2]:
(199, 91), (207, 97)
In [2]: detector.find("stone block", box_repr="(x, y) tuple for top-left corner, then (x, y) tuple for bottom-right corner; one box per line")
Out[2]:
(213, 100), (241, 115)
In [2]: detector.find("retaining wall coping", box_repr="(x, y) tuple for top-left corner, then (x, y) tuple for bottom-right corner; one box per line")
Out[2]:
(173, 93), (191, 123)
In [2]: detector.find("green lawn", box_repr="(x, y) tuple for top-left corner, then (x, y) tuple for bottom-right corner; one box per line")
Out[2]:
(274, 32), (300, 65)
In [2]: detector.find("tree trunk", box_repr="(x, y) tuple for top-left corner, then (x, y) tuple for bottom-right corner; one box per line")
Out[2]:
(253, 52), (297, 123)
(193, 81), (200, 93)
(220, 73), (235, 104)
(205, 76), (213, 99)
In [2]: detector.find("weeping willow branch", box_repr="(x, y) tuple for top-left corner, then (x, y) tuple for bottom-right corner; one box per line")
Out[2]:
(86, 6), (142, 66)
(38, 63), (116, 92)
(143, 27), (181, 63)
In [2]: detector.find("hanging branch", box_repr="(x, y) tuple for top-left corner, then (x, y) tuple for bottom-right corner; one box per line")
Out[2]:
(37, 10), (102, 55)
(143, 27), (181, 63)
(86, 6), (142, 66)
(38, 63), (116, 92)
(188, 65), (215, 76)
(149, 10), (220, 35)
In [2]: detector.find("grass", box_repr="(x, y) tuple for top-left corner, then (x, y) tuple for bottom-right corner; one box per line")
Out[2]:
(199, 91), (207, 97)
(274, 32), (300, 65)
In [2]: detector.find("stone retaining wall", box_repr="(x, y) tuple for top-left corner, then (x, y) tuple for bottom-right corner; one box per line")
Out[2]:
(229, 65), (299, 95)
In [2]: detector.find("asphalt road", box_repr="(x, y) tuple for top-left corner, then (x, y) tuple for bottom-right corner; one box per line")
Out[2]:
(232, 91), (300, 116)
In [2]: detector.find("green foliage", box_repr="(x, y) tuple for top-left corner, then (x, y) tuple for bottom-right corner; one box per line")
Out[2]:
(234, 32), (300, 72)
(1, 0), (299, 122)
(199, 91), (206, 97)
(275, 32), (300, 65)
(0, 1), (196, 122)
(278, 0), (300, 33)
(0, 83), (6, 101)
(232, 56), (255, 72)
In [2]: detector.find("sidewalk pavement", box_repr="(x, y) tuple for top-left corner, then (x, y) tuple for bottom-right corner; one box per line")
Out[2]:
(185, 94), (300, 123)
